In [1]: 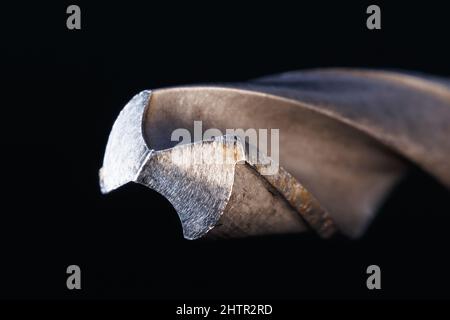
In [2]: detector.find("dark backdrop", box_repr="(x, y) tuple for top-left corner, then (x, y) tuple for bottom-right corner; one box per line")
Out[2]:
(1, 1), (450, 299)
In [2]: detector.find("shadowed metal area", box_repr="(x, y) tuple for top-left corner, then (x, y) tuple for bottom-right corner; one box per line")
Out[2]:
(100, 69), (450, 240)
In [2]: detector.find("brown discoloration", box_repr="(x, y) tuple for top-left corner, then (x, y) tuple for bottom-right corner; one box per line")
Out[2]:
(255, 163), (336, 238)
(208, 163), (310, 239)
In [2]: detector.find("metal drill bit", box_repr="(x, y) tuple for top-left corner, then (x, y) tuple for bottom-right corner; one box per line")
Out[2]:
(99, 90), (334, 239)
(100, 69), (450, 239)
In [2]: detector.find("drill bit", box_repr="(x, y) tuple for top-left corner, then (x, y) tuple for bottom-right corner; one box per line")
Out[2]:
(100, 69), (450, 239)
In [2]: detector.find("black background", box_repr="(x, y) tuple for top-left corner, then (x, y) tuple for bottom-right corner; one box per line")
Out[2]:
(1, 1), (450, 300)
